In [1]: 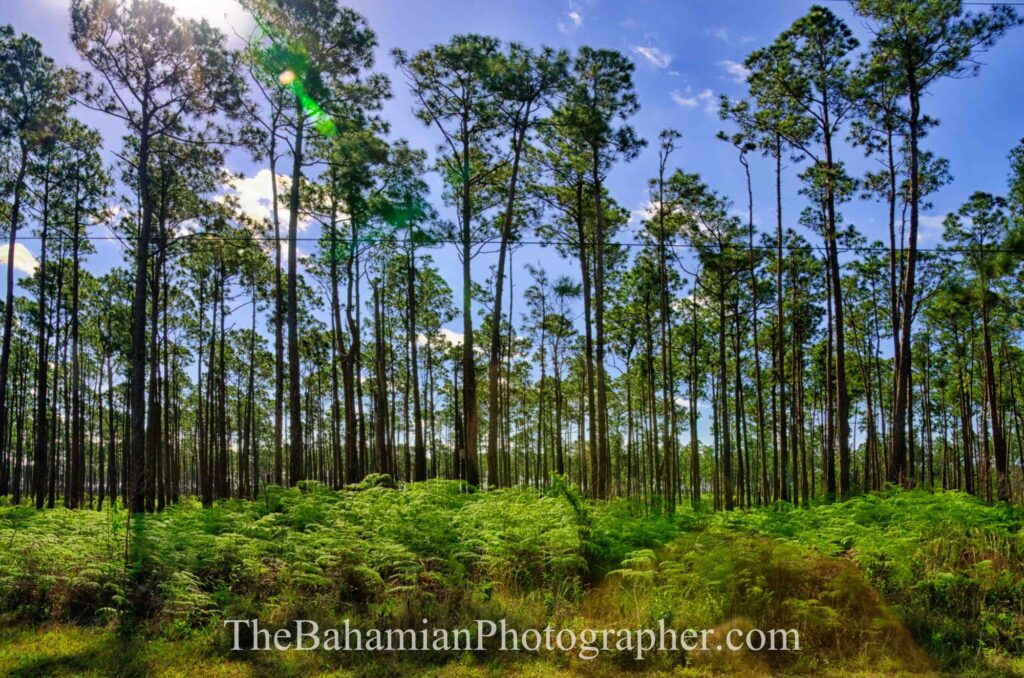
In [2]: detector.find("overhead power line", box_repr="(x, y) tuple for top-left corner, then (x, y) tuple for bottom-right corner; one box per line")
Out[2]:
(822, 0), (1024, 6)
(9, 233), (1021, 256)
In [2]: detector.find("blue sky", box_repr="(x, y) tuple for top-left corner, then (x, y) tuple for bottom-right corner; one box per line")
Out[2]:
(2, 0), (1023, 439)
(5, 0), (1022, 274)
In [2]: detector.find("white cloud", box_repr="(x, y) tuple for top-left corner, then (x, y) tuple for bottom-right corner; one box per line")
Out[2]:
(629, 200), (660, 227)
(569, 9), (583, 27)
(672, 88), (717, 113)
(440, 328), (465, 346)
(418, 328), (464, 347)
(720, 60), (751, 84)
(0, 243), (40, 275)
(219, 169), (313, 233)
(87, 205), (125, 248)
(632, 45), (672, 69)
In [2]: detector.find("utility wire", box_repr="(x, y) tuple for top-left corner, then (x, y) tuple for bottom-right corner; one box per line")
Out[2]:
(10, 233), (1021, 255)
(822, 0), (1024, 5)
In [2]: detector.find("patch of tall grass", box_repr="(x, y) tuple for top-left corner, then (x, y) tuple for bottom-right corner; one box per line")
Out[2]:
(719, 489), (1024, 665)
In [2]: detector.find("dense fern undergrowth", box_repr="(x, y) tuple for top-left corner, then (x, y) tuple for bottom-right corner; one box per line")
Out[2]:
(1, 483), (1023, 676)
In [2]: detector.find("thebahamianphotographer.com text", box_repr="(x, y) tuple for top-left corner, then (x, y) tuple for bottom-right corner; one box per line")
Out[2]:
(225, 619), (801, 660)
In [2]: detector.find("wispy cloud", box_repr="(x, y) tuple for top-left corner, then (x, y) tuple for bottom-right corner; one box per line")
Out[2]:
(919, 213), (948, 242)
(672, 88), (717, 113)
(707, 27), (731, 43)
(672, 92), (698, 107)
(706, 27), (754, 45)
(558, 1), (583, 33)
(632, 45), (672, 69)
(719, 59), (751, 83)
(699, 89), (719, 114)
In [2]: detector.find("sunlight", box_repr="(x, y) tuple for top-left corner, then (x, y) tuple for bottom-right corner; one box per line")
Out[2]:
(162, 0), (253, 37)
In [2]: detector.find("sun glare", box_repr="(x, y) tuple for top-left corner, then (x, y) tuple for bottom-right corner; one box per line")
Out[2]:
(278, 69), (296, 87)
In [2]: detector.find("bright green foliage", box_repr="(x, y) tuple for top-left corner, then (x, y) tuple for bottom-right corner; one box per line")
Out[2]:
(0, 504), (127, 624)
(2, 487), (1023, 673)
(0, 481), (597, 630)
(590, 499), (696, 573)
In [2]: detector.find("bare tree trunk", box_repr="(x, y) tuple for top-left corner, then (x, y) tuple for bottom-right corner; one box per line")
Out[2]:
(592, 149), (611, 499)
(690, 292), (701, 509)
(890, 83), (923, 489)
(372, 283), (390, 476)
(486, 117), (527, 488)
(460, 135), (480, 487)
(0, 144), (29, 478)
(129, 107), (154, 514)
(407, 243), (426, 482)
(577, 203), (598, 498)
(982, 304), (1009, 501)
(287, 107), (306, 485)
(718, 284), (733, 511)
(32, 157), (51, 510)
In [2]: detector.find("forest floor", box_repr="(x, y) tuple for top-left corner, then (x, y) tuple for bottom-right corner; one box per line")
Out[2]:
(2, 481), (1023, 676)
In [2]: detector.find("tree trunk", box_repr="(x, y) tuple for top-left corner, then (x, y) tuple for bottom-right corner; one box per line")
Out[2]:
(591, 148), (611, 499)
(287, 106), (306, 485)
(460, 136), (479, 487)
(407, 244), (426, 482)
(0, 143), (29, 500)
(32, 158), (51, 510)
(486, 116), (527, 488)
(982, 304), (1009, 501)
(129, 108), (153, 514)
(690, 292), (701, 509)
(372, 283), (390, 476)
(69, 192), (85, 509)
(718, 285), (733, 511)
(890, 83), (922, 488)
(775, 141), (788, 503)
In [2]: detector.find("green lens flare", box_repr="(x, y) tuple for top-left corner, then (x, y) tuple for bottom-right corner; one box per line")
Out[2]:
(248, 5), (336, 137)
(290, 79), (336, 136)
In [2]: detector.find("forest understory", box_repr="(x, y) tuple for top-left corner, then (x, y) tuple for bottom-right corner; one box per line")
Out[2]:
(2, 482), (1023, 677)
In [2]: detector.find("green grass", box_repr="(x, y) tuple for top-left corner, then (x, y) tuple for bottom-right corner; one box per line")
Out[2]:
(1, 484), (1022, 676)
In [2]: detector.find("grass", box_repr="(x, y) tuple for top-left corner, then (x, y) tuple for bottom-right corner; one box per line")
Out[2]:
(1, 483), (1022, 676)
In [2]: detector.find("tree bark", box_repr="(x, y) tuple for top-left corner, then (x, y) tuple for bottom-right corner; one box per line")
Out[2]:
(287, 106), (306, 485)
